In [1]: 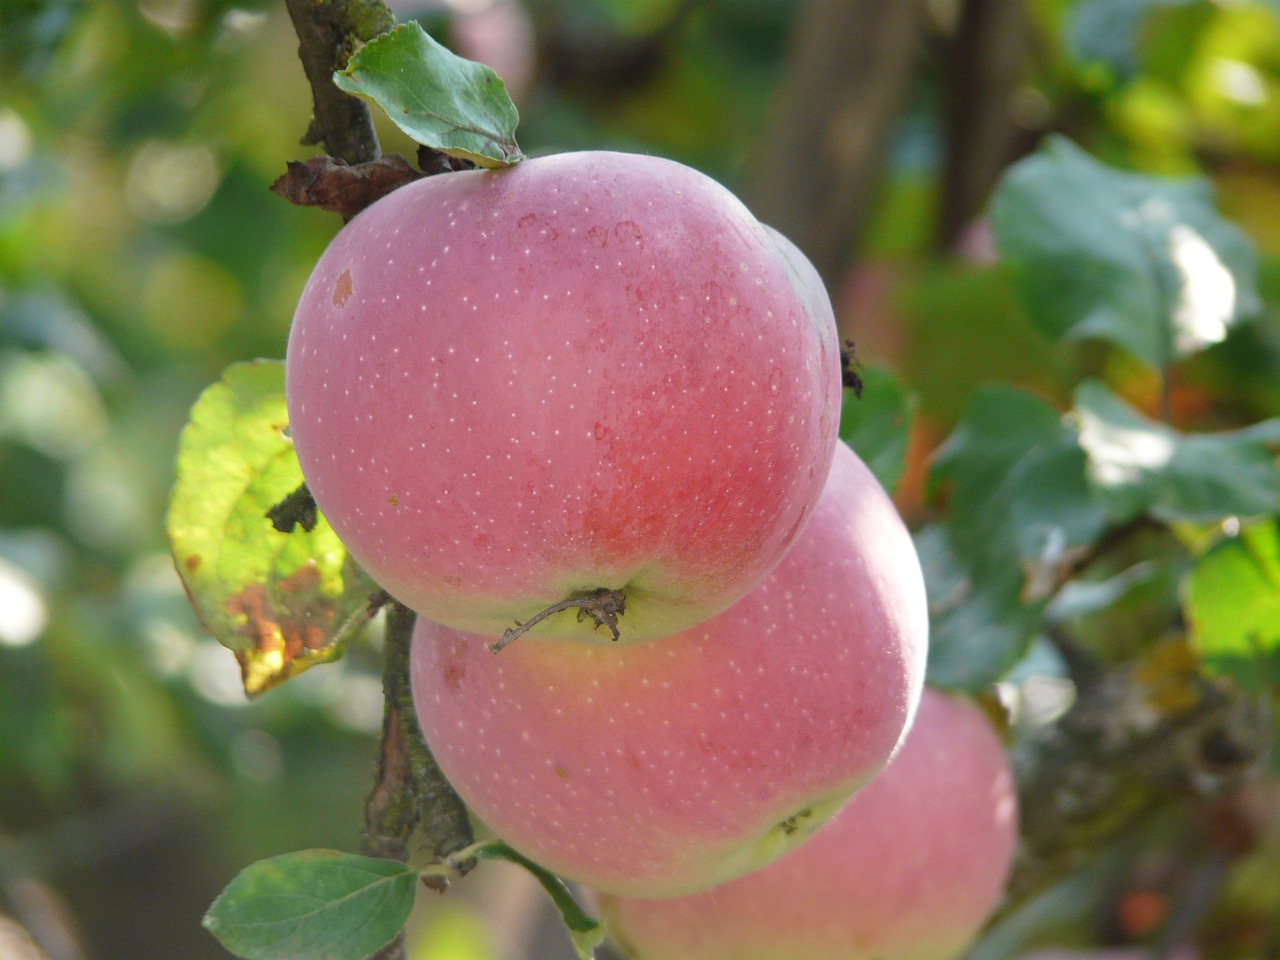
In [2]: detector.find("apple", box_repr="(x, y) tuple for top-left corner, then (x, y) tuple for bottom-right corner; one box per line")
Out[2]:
(410, 442), (929, 897)
(596, 687), (1019, 960)
(286, 150), (841, 644)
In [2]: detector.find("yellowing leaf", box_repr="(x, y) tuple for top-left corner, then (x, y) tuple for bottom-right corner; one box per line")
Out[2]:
(167, 361), (376, 695)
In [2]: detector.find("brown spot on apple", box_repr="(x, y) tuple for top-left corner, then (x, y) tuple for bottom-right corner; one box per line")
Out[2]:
(442, 658), (466, 693)
(333, 269), (353, 307)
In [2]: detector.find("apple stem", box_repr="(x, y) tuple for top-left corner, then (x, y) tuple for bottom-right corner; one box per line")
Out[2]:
(490, 588), (628, 652)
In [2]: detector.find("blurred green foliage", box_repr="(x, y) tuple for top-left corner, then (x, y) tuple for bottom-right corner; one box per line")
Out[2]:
(5, 1), (1280, 958)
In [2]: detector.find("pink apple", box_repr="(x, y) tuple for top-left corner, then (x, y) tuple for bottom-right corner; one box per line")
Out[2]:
(286, 150), (841, 643)
(410, 442), (928, 897)
(597, 688), (1019, 960)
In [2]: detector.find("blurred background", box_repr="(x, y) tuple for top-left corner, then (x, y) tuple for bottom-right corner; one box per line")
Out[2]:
(3, 0), (1280, 957)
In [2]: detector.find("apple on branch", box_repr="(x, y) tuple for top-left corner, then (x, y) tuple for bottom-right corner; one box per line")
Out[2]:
(410, 442), (929, 897)
(285, 150), (841, 643)
(597, 687), (1019, 960)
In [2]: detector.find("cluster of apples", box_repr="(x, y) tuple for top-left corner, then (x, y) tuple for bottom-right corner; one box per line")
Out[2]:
(285, 151), (1017, 958)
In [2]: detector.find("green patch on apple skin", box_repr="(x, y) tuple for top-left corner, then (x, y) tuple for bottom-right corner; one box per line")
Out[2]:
(714, 786), (855, 888)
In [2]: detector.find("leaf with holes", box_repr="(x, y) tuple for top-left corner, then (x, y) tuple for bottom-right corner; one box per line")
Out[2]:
(992, 135), (1259, 365)
(203, 850), (418, 960)
(335, 22), (522, 168)
(167, 361), (377, 695)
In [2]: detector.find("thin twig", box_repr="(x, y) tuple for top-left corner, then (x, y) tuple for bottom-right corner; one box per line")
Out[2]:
(283, 0), (393, 166)
(362, 604), (473, 960)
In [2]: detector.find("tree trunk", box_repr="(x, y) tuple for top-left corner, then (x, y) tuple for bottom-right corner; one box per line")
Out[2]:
(744, 0), (928, 287)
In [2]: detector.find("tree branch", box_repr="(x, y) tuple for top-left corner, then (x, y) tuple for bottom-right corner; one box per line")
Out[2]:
(935, 0), (1035, 251)
(364, 605), (474, 881)
(1009, 647), (1270, 904)
(283, 0), (394, 165)
(744, 0), (927, 286)
(280, 11), (474, 960)
(363, 604), (474, 960)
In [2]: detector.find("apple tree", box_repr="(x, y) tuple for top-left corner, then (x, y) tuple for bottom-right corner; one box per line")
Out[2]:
(4, 2), (1280, 960)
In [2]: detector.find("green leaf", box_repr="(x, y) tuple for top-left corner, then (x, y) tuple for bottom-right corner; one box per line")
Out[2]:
(1074, 380), (1280, 523)
(203, 850), (418, 960)
(1068, 0), (1199, 79)
(916, 525), (1042, 692)
(1047, 560), (1164, 623)
(991, 135), (1260, 366)
(473, 841), (603, 960)
(922, 386), (1111, 689)
(930, 384), (1108, 589)
(1186, 519), (1280, 691)
(166, 361), (376, 695)
(838, 367), (915, 494)
(334, 22), (523, 168)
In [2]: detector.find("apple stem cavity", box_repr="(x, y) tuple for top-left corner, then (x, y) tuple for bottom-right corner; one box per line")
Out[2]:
(490, 587), (628, 653)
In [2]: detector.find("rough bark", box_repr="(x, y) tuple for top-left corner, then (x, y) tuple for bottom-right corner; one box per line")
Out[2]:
(283, 0), (393, 165)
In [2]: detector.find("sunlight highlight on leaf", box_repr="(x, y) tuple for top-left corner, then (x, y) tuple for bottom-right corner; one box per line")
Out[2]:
(1074, 380), (1280, 522)
(1168, 224), (1236, 352)
(1077, 408), (1177, 487)
(992, 135), (1260, 365)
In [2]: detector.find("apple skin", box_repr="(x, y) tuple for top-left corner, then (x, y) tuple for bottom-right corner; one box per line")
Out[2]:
(286, 151), (841, 643)
(410, 442), (928, 897)
(597, 688), (1019, 960)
